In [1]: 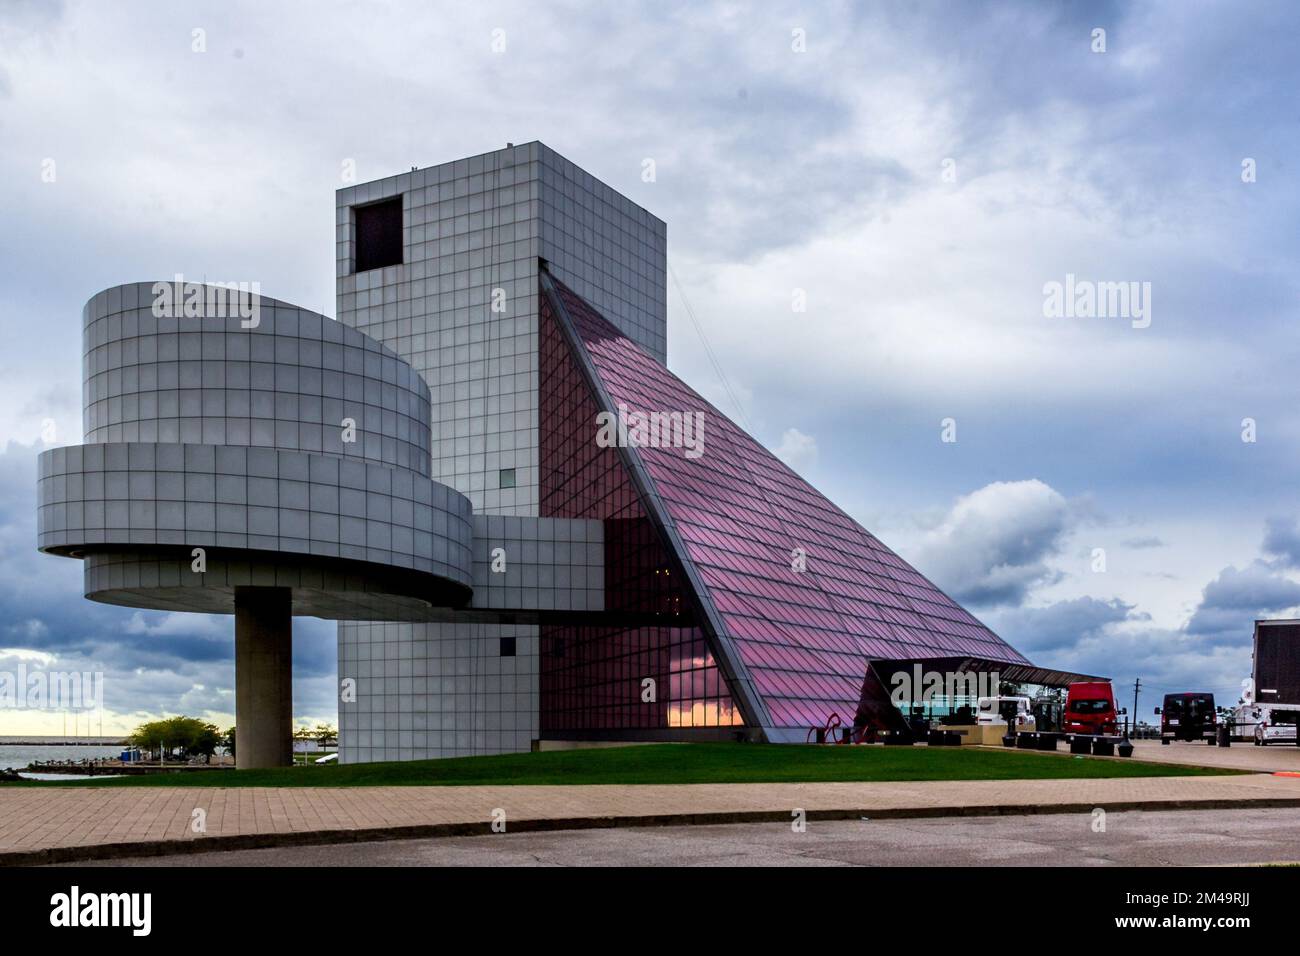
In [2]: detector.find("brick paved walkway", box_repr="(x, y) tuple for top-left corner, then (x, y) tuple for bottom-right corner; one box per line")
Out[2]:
(1123, 738), (1300, 772)
(4, 772), (1300, 864)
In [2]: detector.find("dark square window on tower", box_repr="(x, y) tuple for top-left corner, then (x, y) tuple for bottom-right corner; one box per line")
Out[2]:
(499, 468), (516, 489)
(353, 197), (403, 273)
(499, 636), (516, 657)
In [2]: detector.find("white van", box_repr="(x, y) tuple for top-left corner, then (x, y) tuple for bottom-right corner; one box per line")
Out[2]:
(1231, 702), (1263, 741)
(1254, 707), (1298, 746)
(976, 696), (1035, 728)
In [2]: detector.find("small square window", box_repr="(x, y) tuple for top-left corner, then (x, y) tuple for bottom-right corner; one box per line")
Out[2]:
(499, 468), (516, 489)
(353, 197), (403, 273)
(499, 636), (516, 657)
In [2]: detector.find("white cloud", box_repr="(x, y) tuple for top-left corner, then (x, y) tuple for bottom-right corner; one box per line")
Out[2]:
(773, 427), (818, 473)
(0, 646), (56, 666)
(899, 479), (1073, 607)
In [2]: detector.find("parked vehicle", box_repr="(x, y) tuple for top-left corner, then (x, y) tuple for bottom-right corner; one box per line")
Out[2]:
(976, 695), (1033, 727)
(1155, 692), (1217, 744)
(1230, 702), (1263, 741)
(1253, 620), (1300, 709)
(1063, 681), (1119, 736)
(1254, 706), (1298, 746)
(1250, 621), (1300, 745)
(1032, 697), (1064, 733)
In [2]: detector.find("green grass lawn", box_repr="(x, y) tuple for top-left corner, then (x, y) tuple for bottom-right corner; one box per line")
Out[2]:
(5, 742), (1244, 788)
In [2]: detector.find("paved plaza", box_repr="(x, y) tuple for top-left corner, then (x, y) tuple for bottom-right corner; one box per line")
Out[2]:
(5, 769), (1300, 864)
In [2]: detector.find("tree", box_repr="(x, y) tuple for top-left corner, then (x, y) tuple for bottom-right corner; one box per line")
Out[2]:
(224, 726), (236, 759)
(128, 716), (224, 761)
(313, 724), (337, 748)
(190, 723), (221, 763)
(128, 719), (171, 756)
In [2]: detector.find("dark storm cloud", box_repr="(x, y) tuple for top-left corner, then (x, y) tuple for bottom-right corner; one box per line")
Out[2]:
(1262, 516), (1300, 569)
(1185, 561), (1300, 643)
(987, 596), (1137, 656)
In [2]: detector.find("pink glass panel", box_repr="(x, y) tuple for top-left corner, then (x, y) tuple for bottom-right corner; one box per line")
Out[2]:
(551, 279), (1029, 731)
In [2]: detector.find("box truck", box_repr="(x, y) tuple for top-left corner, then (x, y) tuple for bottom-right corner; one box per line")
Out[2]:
(1253, 620), (1300, 716)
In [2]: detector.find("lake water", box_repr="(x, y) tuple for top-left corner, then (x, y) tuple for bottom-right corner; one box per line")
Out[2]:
(0, 744), (125, 774)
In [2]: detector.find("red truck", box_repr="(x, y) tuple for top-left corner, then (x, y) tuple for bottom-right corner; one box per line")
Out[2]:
(1064, 681), (1119, 736)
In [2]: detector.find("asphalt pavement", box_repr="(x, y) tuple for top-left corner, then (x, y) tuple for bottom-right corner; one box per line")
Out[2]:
(73, 806), (1300, 867)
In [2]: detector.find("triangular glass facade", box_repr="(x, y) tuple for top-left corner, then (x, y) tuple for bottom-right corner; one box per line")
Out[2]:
(541, 277), (1031, 740)
(539, 290), (745, 735)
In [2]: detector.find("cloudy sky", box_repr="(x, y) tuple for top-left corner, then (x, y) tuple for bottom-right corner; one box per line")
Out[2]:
(2, 0), (1297, 734)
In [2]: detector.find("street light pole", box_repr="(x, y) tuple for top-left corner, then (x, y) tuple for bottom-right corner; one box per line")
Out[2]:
(1132, 677), (1142, 737)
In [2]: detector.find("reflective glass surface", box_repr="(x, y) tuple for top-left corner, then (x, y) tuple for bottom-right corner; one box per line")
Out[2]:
(550, 279), (1029, 731)
(539, 292), (742, 732)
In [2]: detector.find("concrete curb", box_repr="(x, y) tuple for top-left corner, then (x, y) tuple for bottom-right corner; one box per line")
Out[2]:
(8, 795), (1300, 866)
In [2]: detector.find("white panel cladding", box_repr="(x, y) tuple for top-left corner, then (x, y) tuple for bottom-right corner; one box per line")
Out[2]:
(335, 143), (666, 762)
(82, 282), (432, 476)
(337, 620), (537, 763)
(470, 515), (604, 612)
(37, 442), (473, 586)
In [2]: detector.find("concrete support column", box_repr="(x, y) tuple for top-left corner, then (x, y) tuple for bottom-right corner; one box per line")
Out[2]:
(234, 586), (293, 769)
